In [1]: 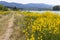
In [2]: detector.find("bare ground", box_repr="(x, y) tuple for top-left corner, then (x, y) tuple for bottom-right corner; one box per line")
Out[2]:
(0, 12), (14, 40)
(0, 12), (25, 40)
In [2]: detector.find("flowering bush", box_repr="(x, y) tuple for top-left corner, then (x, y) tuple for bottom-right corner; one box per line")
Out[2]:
(20, 12), (60, 40)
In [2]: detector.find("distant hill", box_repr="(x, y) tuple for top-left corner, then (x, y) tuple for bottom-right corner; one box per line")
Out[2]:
(0, 1), (53, 10)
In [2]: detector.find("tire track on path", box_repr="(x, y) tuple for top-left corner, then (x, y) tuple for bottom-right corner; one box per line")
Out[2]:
(1, 12), (15, 40)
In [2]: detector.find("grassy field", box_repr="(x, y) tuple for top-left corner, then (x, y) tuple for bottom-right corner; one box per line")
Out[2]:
(0, 11), (60, 40)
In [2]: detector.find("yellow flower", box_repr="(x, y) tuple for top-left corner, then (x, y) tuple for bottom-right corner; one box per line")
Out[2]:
(27, 38), (30, 40)
(30, 34), (35, 40)
(23, 30), (26, 33)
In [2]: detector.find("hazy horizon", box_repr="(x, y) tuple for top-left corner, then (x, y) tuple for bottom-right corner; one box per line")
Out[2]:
(0, 0), (60, 5)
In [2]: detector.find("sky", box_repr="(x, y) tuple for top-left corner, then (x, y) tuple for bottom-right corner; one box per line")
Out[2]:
(0, 0), (60, 5)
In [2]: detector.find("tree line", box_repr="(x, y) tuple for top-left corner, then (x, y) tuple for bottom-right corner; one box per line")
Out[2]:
(0, 4), (60, 11)
(0, 5), (8, 11)
(0, 4), (20, 11)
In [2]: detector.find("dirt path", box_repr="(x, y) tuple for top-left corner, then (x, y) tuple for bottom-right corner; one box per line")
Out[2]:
(1, 12), (14, 40)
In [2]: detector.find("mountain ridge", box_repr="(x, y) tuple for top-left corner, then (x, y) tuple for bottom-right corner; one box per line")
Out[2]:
(0, 1), (53, 10)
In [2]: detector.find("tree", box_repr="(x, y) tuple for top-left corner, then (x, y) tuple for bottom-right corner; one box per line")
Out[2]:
(0, 5), (3, 10)
(0, 4), (8, 11)
(53, 5), (60, 11)
(13, 6), (19, 11)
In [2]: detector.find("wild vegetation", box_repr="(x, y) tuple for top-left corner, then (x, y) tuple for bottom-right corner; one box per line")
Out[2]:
(0, 5), (8, 11)
(0, 11), (60, 40)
